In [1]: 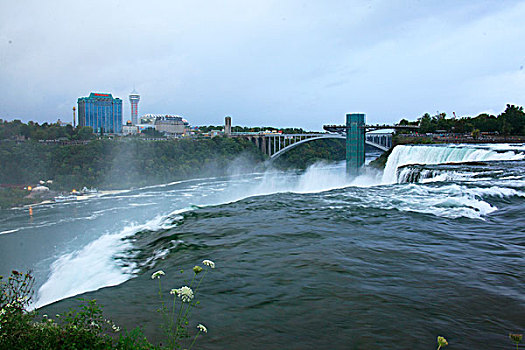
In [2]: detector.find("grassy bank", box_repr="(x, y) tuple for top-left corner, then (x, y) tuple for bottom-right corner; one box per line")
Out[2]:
(0, 188), (44, 209)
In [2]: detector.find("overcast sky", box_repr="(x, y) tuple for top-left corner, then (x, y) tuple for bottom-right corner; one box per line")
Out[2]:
(1, 0), (524, 130)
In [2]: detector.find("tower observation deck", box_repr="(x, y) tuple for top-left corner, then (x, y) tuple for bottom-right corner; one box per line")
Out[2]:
(129, 90), (140, 125)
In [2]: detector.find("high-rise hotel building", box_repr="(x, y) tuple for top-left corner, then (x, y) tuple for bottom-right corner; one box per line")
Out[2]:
(77, 92), (123, 133)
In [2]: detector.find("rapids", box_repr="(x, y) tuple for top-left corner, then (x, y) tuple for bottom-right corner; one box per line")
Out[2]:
(0, 143), (524, 349)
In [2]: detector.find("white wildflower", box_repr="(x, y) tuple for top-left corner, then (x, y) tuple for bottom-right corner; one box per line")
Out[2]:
(202, 260), (215, 269)
(170, 286), (194, 302)
(151, 270), (165, 279)
(112, 324), (121, 332)
(0, 309), (5, 316)
(197, 324), (207, 333)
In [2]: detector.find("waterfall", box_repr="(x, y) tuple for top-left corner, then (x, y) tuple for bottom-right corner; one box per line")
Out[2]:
(382, 144), (525, 184)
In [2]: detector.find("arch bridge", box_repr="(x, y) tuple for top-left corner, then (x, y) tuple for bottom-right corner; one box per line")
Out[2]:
(231, 113), (418, 175)
(234, 132), (392, 160)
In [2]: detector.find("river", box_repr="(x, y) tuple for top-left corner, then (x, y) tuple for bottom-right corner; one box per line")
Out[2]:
(0, 143), (524, 349)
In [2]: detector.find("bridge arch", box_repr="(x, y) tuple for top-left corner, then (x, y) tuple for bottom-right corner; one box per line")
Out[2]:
(269, 135), (344, 161)
(269, 134), (389, 161)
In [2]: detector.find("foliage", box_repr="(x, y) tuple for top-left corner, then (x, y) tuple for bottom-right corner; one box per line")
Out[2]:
(0, 265), (216, 350)
(0, 271), (36, 349)
(407, 104), (525, 135)
(0, 137), (265, 191)
(0, 119), (94, 141)
(272, 138), (345, 169)
(368, 146), (393, 169)
(510, 333), (523, 350)
(392, 134), (434, 145)
(0, 187), (41, 209)
(436, 335), (448, 350)
(0, 270), (159, 350)
(0, 270), (34, 311)
(152, 259), (214, 349)
(196, 125), (224, 133)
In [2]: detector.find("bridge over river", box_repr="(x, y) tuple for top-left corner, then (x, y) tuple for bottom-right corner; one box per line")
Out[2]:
(230, 113), (418, 175)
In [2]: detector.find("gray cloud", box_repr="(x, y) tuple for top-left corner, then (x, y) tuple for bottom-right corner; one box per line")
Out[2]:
(1, 0), (524, 130)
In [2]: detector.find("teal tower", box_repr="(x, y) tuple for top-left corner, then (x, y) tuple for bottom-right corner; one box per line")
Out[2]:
(346, 113), (366, 176)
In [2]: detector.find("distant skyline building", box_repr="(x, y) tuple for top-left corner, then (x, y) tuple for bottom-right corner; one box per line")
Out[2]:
(153, 115), (189, 136)
(77, 92), (123, 133)
(224, 116), (232, 136)
(129, 90), (140, 125)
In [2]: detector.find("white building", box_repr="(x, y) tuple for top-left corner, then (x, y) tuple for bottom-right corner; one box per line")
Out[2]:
(122, 124), (139, 135)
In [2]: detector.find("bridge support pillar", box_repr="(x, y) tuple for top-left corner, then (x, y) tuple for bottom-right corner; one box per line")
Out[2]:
(346, 113), (365, 176)
(261, 136), (267, 156)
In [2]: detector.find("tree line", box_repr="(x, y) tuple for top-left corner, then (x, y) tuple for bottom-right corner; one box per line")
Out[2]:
(0, 119), (95, 141)
(0, 138), (264, 190)
(398, 104), (525, 135)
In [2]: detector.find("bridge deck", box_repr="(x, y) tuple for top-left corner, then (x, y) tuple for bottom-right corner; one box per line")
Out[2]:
(324, 124), (419, 132)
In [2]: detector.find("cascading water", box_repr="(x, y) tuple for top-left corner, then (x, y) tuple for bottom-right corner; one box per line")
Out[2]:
(382, 144), (525, 183)
(1, 142), (524, 349)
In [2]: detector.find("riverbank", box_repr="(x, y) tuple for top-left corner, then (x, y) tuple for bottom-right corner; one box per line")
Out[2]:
(0, 138), (265, 206)
(0, 188), (43, 209)
(0, 136), (352, 209)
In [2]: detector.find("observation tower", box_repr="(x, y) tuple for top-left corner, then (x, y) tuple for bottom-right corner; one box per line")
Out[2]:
(129, 89), (140, 125)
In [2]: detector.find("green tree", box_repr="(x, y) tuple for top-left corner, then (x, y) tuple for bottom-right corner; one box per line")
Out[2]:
(418, 113), (434, 133)
(498, 104), (525, 135)
(77, 126), (95, 140)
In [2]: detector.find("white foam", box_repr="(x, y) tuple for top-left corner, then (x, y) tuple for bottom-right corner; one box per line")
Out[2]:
(467, 186), (525, 198)
(33, 213), (180, 309)
(0, 228), (19, 235)
(32, 144), (523, 308)
(333, 182), (522, 220)
(383, 144), (525, 184)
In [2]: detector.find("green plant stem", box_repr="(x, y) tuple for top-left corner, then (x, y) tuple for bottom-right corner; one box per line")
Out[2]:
(157, 279), (170, 338)
(193, 270), (207, 295)
(181, 270), (208, 322)
(171, 298), (185, 347)
(178, 272), (199, 328)
(168, 293), (179, 346)
(187, 332), (200, 350)
(190, 272), (196, 287)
